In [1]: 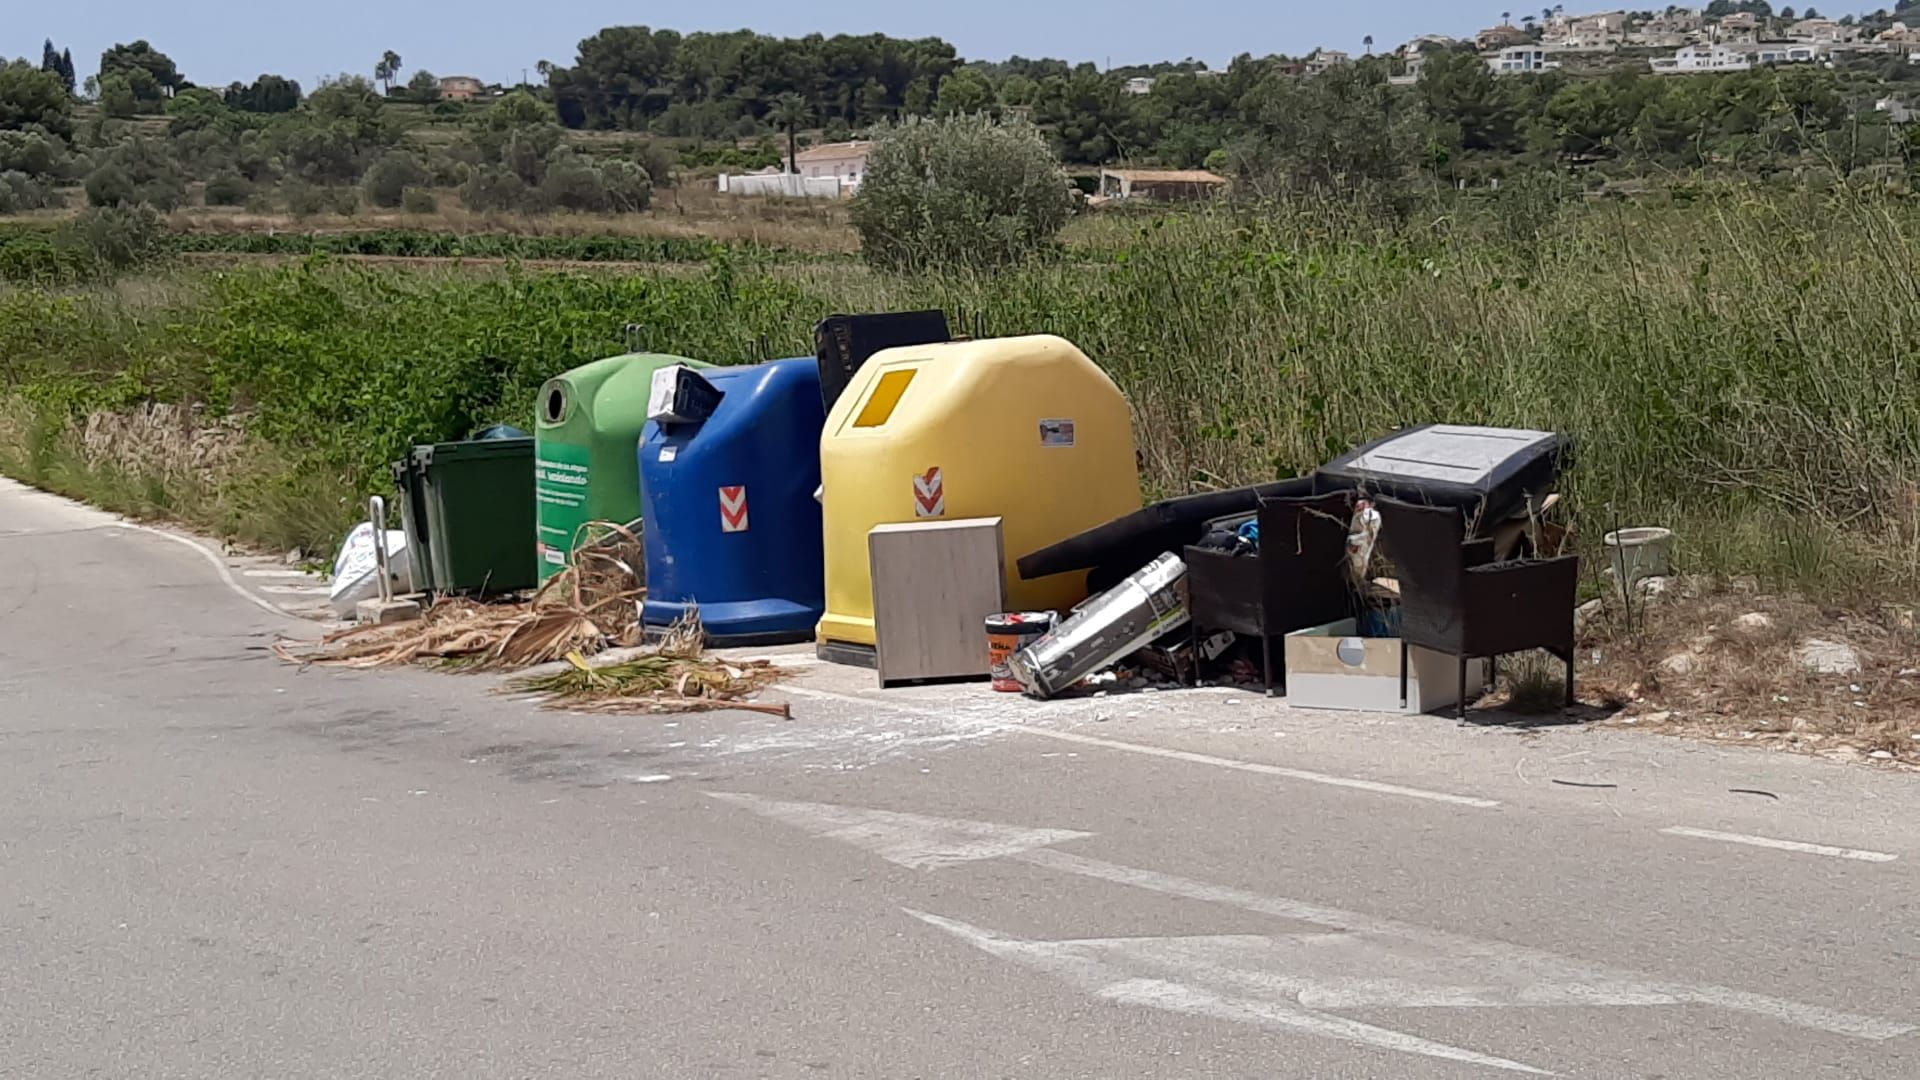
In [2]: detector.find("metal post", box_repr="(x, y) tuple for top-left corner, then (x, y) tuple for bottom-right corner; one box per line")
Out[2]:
(368, 495), (393, 604)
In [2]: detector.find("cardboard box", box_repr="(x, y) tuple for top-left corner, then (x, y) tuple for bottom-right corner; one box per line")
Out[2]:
(1284, 618), (1487, 714)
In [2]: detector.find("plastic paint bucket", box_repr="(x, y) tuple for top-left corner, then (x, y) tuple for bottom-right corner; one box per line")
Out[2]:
(985, 611), (1057, 692)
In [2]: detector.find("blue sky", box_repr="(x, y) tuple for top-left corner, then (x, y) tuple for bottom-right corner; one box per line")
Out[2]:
(12, 2), (1886, 88)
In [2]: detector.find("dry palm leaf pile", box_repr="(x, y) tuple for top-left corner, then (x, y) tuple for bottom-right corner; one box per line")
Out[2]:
(505, 618), (791, 717)
(276, 523), (791, 716)
(277, 521), (647, 671)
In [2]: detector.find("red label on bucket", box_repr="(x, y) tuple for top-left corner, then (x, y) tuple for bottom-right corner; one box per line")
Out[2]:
(985, 611), (1056, 693)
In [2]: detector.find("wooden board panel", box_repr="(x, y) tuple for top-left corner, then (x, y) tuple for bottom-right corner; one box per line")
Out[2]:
(869, 517), (1007, 684)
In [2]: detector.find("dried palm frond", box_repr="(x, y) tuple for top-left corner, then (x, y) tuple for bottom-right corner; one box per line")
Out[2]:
(277, 520), (646, 671)
(503, 614), (791, 717)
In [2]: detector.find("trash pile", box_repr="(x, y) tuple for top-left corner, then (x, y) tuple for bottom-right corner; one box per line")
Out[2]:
(310, 305), (1615, 720)
(1003, 424), (1582, 716)
(282, 522), (644, 671)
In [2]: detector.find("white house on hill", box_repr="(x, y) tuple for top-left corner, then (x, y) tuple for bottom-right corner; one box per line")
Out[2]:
(1650, 44), (1751, 73)
(1487, 46), (1562, 75)
(794, 141), (872, 194)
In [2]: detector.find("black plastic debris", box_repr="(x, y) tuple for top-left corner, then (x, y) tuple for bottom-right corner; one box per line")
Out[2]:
(814, 310), (951, 413)
(1316, 424), (1570, 527)
(1016, 476), (1317, 594)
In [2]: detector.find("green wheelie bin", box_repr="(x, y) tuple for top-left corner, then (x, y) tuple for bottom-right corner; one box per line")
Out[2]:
(411, 436), (538, 595)
(533, 352), (711, 580)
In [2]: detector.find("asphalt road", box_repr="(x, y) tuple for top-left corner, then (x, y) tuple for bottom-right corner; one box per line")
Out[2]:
(4, 475), (1918, 1079)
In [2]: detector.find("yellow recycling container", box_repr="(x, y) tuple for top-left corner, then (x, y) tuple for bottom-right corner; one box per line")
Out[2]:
(817, 334), (1141, 654)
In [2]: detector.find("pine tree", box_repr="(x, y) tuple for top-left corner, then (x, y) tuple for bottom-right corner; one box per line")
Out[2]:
(40, 40), (77, 94)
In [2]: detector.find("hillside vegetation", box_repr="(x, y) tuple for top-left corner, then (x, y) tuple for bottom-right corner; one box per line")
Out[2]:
(3, 189), (1916, 601)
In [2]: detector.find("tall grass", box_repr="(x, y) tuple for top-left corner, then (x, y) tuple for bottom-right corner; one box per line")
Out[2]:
(2, 189), (1916, 597)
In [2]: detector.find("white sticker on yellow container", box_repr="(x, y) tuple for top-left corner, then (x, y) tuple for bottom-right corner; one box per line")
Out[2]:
(1039, 419), (1076, 447)
(913, 467), (946, 518)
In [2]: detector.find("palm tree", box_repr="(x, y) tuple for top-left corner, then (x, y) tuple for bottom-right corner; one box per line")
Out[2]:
(1502, 11), (1513, 26)
(1363, 34), (1375, 55)
(771, 94), (811, 175)
(374, 50), (402, 95)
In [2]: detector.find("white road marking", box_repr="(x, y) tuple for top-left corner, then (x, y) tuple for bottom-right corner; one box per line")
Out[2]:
(241, 568), (316, 579)
(1660, 826), (1897, 863)
(715, 792), (1917, 1052)
(777, 684), (1498, 808)
(1016, 847), (1912, 1040)
(0, 478), (308, 620)
(111, 521), (299, 620)
(259, 585), (332, 596)
(1024, 726), (1501, 809)
(908, 911), (1554, 1075)
(708, 792), (1090, 868)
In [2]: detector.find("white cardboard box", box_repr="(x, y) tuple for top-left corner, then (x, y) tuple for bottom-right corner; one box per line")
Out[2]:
(1284, 618), (1487, 714)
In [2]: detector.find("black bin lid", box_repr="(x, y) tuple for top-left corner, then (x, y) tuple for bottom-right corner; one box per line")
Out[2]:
(1317, 424), (1569, 524)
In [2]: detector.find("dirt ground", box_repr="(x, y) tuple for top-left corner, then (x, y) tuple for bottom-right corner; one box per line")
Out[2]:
(1575, 578), (1920, 768)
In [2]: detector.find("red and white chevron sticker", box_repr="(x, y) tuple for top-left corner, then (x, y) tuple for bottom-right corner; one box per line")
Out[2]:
(719, 485), (749, 533)
(912, 467), (945, 518)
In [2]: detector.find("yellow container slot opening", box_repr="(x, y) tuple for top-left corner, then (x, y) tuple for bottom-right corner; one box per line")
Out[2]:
(852, 369), (917, 428)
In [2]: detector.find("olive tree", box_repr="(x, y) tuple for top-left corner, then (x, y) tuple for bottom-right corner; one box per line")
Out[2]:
(850, 114), (1074, 271)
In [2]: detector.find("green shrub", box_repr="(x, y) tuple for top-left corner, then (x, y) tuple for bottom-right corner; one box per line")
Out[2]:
(0, 130), (65, 178)
(203, 171), (253, 207)
(85, 138), (188, 210)
(460, 165), (534, 212)
(284, 181), (358, 217)
(602, 160), (653, 212)
(636, 142), (676, 189)
(0, 170), (55, 213)
(0, 232), (90, 283)
(362, 150), (430, 209)
(851, 115), (1074, 271)
(0, 61), (74, 137)
(65, 204), (164, 271)
(84, 162), (136, 207)
(541, 155), (611, 212)
(400, 187), (437, 214)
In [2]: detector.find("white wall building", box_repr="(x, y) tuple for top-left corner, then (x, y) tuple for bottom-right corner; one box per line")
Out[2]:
(1303, 49), (1352, 76)
(794, 141), (872, 194)
(1554, 11), (1630, 51)
(1742, 42), (1823, 66)
(1787, 18), (1851, 45)
(716, 171), (843, 198)
(1487, 46), (1563, 75)
(1398, 34), (1459, 57)
(1123, 77), (1156, 95)
(1650, 44), (1752, 74)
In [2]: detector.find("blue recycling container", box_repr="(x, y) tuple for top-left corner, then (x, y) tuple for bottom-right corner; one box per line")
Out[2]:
(639, 357), (828, 645)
